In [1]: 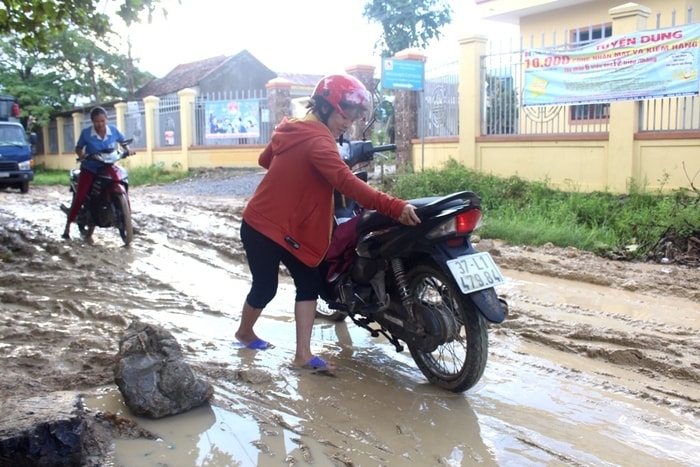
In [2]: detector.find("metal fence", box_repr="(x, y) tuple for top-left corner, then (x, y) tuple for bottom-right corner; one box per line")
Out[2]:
(482, 8), (698, 136)
(418, 61), (459, 138)
(124, 101), (146, 150)
(640, 9), (699, 132)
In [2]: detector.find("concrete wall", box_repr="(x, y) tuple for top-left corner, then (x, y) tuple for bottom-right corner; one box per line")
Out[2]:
(411, 2), (700, 193)
(36, 2), (699, 194)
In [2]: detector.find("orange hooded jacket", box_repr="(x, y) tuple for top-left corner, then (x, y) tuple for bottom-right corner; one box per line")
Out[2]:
(242, 114), (407, 267)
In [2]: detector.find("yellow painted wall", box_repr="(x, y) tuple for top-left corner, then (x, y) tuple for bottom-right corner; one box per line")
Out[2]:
(478, 140), (608, 191)
(410, 138), (460, 171)
(516, 0), (697, 41)
(636, 139), (700, 190)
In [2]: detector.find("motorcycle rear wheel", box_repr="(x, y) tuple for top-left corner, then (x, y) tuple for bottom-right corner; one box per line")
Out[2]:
(70, 191), (95, 240)
(406, 265), (488, 393)
(113, 192), (133, 246)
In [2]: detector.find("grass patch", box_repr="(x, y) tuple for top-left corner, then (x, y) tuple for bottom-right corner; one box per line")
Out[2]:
(33, 162), (190, 188)
(384, 159), (699, 261)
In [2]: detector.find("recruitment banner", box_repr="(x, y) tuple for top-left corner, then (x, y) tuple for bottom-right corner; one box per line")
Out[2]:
(522, 23), (700, 106)
(205, 100), (260, 139)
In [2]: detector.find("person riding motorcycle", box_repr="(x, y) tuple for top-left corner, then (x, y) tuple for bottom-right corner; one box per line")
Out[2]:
(62, 106), (134, 239)
(234, 74), (421, 372)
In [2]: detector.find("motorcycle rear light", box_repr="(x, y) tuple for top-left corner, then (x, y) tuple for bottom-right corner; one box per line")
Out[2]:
(456, 209), (482, 234)
(446, 237), (467, 247)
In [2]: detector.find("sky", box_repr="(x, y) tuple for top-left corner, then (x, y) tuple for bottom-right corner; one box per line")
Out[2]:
(107, 0), (518, 78)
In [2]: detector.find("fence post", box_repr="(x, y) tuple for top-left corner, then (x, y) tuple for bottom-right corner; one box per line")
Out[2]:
(346, 64), (376, 141)
(265, 78), (292, 127)
(607, 3), (651, 191)
(115, 102), (127, 134)
(392, 49), (425, 172)
(72, 112), (82, 145)
(458, 35), (488, 171)
(56, 116), (66, 157)
(143, 95), (159, 166)
(178, 88), (196, 171)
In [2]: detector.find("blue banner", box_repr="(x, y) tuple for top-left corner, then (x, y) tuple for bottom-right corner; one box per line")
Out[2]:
(523, 23), (700, 106)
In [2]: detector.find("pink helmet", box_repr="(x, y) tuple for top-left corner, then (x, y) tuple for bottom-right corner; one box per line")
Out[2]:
(312, 74), (372, 120)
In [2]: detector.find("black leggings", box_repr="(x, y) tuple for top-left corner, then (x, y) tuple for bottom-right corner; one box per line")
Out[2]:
(240, 220), (321, 309)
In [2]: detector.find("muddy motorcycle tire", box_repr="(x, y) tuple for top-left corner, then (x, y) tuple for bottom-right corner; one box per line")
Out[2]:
(315, 299), (348, 322)
(113, 192), (133, 246)
(406, 264), (488, 393)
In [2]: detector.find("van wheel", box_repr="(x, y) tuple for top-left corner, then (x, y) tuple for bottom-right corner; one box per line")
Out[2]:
(20, 182), (29, 194)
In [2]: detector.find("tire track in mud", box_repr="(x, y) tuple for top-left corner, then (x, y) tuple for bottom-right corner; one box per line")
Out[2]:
(2, 184), (700, 466)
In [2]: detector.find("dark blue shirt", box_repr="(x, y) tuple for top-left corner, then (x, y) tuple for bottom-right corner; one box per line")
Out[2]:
(75, 124), (126, 173)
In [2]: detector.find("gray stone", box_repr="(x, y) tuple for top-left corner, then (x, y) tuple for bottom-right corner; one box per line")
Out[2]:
(113, 321), (214, 419)
(0, 391), (86, 466)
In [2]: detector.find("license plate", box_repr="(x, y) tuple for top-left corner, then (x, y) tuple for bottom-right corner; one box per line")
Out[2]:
(0, 172), (8, 178)
(446, 252), (506, 294)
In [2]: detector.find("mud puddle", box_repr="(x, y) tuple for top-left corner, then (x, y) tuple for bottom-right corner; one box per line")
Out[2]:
(0, 183), (698, 466)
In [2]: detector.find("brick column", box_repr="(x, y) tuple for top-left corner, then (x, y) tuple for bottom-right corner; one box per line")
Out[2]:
(265, 78), (292, 127)
(392, 49), (425, 172)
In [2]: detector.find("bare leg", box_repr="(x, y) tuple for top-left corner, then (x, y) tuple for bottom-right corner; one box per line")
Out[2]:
(292, 300), (336, 370)
(235, 300), (263, 345)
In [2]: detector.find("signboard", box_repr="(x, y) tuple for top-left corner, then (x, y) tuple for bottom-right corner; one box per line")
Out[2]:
(382, 58), (425, 91)
(205, 100), (260, 139)
(523, 23), (700, 106)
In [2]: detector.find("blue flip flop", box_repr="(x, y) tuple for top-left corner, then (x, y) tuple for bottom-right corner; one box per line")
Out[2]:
(234, 338), (274, 350)
(291, 356), (335, 375)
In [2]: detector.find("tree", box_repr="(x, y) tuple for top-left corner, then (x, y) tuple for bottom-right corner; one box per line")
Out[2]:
(362, 0), (452, 57)
(0, 29), (154, 125)
(0, 0), (176, 51)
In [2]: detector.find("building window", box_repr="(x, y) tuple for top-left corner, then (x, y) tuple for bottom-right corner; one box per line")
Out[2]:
(570, 24), (612, 122)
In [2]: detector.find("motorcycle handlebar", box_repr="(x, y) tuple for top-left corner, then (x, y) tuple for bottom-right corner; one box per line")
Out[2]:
(370, 144), (397, 153)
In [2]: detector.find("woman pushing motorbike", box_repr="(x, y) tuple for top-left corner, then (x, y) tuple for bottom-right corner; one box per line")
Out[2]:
(62, 106), (134, 239)
(235, 74), (421, 372)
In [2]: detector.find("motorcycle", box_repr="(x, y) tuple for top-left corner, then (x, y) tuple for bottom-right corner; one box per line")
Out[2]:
(60, 139), (134, 246)
(316, 114), (508, 393)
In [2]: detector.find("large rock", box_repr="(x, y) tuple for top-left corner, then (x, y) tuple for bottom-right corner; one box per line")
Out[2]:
(0, 391), (86, 466)
(113, 321), (214, 419)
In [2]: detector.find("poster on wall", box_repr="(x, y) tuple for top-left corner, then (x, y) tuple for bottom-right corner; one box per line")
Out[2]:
(522, 23), (700, 106)
(205, 100), (260, 139)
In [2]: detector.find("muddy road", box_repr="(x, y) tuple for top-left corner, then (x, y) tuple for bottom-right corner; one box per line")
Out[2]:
(0, 170), (698, 466)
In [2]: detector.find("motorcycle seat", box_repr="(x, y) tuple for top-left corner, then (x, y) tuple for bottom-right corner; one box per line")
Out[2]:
(356, 191), (480, 235)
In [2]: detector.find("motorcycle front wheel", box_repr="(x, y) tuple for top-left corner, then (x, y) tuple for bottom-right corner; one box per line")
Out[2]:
(113, 192), (133, 246)
(406, 265), (488, 393)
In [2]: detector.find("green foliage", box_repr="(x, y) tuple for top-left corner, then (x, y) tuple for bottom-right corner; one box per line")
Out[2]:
(387, 158), (699, 260)
(0, 0), (174, 51)
(0, 28), (156, 124)
(363, 0), (452, 57)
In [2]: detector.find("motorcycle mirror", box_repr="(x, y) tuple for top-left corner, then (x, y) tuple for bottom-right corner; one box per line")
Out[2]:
(360, 100), (394, 140)
(374, 100), (394, 123)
